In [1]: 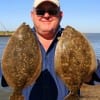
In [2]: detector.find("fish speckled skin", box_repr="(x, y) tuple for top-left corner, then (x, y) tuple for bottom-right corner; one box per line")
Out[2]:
(1, 23), (42, 100)
(55, 26), (96, 100)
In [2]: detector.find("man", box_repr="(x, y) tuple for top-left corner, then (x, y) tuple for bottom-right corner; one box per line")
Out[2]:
(1, 0), (100, 100)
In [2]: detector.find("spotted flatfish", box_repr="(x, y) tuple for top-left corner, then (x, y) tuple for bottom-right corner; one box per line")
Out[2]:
(1, 23), (42, 100)
(55, 26), (97, 100)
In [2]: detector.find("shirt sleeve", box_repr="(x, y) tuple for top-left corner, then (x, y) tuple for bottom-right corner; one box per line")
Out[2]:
(0, 66), (8, 87)
(1, 75), (8, 87)
(0, 66), (2, 78)
(87, 59), (100, 85)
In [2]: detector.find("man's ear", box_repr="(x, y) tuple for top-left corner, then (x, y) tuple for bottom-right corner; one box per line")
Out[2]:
(31, 10), (34, 19)
(59, 11), (63, 21)
(31, 9), (36, 20)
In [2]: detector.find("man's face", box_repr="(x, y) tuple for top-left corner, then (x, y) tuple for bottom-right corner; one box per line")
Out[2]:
(31, 2), (63, 38)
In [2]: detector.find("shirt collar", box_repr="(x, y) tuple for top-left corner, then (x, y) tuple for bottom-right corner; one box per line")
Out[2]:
(32, 25), (62, 39)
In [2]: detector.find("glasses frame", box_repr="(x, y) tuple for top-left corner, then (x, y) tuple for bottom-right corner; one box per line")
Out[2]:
(35, 8), (60, 16)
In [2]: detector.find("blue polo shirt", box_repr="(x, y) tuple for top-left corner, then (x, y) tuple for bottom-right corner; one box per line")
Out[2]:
(22, 27), (69, 100)
(1, 27), (100, 100)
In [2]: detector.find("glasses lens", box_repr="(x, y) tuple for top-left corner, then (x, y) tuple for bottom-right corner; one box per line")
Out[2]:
(50, 10), (58, 15)
(36, 9), (59, 16)
(36, 9), (45, 15)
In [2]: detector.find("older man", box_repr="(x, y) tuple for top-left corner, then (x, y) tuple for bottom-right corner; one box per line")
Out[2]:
(1, 0), (100, 100)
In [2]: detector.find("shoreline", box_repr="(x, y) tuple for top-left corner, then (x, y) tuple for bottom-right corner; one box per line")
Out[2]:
(0, 31), (13, 37)
(0, 35), (11, 37)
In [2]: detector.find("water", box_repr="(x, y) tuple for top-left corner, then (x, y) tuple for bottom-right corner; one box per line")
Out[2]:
(85, 33), (100, 59)
(0, 33), (100, 99)
(0, 37), (9, 61)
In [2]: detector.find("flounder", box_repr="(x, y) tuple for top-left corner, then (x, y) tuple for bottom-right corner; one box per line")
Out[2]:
(54, 26), (97, 100)
(1, 23), (42, 100)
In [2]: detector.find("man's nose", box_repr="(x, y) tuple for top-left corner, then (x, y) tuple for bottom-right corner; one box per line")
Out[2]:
(43, 12), (50, 17)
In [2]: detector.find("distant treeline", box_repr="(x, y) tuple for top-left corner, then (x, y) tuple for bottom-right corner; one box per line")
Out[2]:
(0, 31), (14, 36)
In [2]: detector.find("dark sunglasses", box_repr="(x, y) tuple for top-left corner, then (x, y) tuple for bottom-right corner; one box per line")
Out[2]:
(36, 9), (59, 16)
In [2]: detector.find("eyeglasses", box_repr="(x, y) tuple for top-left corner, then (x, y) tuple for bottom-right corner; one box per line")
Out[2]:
(36, 9), (59, 16)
